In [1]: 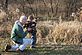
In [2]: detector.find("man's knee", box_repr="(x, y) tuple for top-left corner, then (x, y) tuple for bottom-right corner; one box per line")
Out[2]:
(23, 38), (32, 44)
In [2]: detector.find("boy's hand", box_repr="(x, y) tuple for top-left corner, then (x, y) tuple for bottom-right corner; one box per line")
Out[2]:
(28, 28), (32, 31)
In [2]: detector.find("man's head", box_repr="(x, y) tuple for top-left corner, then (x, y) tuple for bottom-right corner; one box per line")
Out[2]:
(19, 15), (27, 25)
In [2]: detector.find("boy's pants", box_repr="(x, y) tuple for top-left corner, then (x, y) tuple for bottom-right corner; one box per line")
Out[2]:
(11, 38), (33, 51)
(31, 33), (36, 47)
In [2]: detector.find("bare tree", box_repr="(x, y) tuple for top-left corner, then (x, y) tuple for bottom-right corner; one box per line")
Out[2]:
(26, 0), (35, 15)
(4, 0), (8, 9)
(2, 0), (8, 13)
(65, 0), (77, 18)
(54, 0), (59, 16)
(50, 0), (54, 14)
(35, 0), (38, 16)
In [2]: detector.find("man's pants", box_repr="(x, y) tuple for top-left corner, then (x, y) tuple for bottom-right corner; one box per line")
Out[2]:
(11, 38), (33, 51)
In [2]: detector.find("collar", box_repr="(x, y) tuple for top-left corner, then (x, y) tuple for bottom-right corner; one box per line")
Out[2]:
(15, 20), (23, 28)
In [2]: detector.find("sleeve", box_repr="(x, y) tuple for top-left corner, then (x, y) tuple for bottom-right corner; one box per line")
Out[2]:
(11, 24), (16, 38)
(15, 24), (28, 38)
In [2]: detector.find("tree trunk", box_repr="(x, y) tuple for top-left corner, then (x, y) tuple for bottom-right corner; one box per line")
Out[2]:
(50, 0), (54, 14)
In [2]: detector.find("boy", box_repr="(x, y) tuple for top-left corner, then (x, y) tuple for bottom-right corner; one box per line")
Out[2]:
(24, 15), (37, 48)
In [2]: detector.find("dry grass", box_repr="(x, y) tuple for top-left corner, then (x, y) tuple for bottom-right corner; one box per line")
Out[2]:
(36, 20), (82, 45)
(0, 10), (7, 21)
(0, 19), (82, 45)
(0, 21), (12, 38)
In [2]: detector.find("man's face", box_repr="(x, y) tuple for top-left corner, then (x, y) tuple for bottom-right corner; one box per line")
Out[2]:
(22, 18), (27, 25)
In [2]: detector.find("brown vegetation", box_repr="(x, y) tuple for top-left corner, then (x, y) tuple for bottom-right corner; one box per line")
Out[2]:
(36, 20), (82, 45)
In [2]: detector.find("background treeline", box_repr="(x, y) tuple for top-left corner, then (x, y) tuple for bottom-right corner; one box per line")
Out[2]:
(0, 0), (82, 21)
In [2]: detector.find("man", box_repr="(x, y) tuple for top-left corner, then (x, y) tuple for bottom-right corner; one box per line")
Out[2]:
(5, 15), (33, 52)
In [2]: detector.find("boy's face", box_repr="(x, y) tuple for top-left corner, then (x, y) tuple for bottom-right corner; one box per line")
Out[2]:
(30, 16), (34, 21)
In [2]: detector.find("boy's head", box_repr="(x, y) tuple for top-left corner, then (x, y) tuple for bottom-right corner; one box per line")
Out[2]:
(27, 15), (34, 21)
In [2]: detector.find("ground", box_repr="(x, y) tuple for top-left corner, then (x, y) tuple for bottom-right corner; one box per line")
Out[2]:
(0, 38), (82, 55)
(1, 45), (82, 55)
